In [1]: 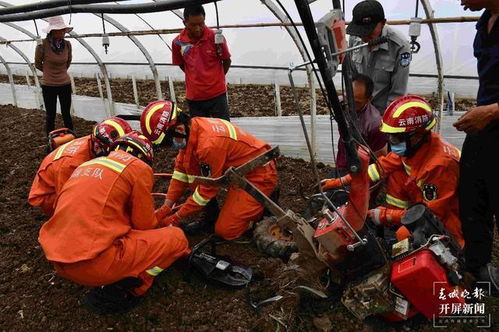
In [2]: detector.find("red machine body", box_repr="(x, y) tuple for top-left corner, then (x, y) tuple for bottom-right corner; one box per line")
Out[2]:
(331, 18), (346, 63)
(314, 206), (356, 262)
(48, 128), (76, 152)
(390, 249), (465, 319)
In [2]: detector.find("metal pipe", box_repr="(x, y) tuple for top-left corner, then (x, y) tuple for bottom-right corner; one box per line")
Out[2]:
(124, 1), (171, 51)
(0, 16), (480, 42)
(262, 0), (318, 154)
(421, 0), (445, 133)
(2, 61), (480, 80)
(294, 0), (359, 173)
(0, 0), (219, 22)
(0, 54), (17, 106)
(0, 1), (114, 116)
(0, 35), (43, 108)
(95, 14), (163, 99)
(0, 0), (129, 15)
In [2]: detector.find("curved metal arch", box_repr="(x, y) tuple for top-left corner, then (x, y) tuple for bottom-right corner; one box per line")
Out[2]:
(0, 21), (42, 88)
(0, 0), (217, 21)
(0, 35), (44, 108)
(0, 53), (17, 106)
(97, 13), (163, 99)
(261, 0), (317, 152)
(421, 0), (445, 133)
(0, 1), (115, 116)
(118, 1), (171, 51)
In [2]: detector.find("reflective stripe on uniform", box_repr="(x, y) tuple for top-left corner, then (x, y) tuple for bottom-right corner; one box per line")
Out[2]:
(172, 171), (197, 183)
(402, 161), (411, 176)
(220, 119), (238, 140)
(172, 170), (188, 183)
(192, 186), (210, 206)
(145, 266), (164, 276)
(80, 157), (126, 174)
(53, 141), (73, 161)
(368, 164), (381, 182)
(386, 194), (409, 209)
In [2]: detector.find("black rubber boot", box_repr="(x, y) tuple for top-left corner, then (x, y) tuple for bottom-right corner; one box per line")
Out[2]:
(83, 277), (143, 314)
(183, 198), (219, 236)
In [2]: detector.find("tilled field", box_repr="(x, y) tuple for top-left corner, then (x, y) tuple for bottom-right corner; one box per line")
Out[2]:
(0, 74), (476, 117)
(0, 92), (496, 330)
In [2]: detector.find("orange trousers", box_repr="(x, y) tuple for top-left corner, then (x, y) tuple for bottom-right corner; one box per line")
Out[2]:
(215, 162), (278, 240)
(53, 226), (189, 296)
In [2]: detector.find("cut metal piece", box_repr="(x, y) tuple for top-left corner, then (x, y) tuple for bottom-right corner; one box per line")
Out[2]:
(295, 285), (328, 299)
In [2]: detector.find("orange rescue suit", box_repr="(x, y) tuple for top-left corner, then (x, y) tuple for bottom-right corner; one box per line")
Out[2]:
(39, 150), (189, 296)
(166, 117), (278, 240)
(28, 136), (92, 216)
(368, 132), (464, 247)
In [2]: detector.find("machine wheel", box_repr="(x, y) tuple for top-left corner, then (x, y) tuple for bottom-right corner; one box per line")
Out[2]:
(253, 217), (298, 259)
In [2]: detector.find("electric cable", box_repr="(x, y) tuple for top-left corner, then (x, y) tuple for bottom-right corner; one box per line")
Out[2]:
(275, 0), (329, 108)
(68, 0), (72, 25)
(214, 1), (220, 29)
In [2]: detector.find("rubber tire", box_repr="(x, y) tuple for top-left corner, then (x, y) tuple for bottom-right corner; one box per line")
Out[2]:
(253, 217), (298, 260)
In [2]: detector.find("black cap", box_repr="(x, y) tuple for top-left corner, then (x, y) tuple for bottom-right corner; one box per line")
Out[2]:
(346, 0), (385, 37)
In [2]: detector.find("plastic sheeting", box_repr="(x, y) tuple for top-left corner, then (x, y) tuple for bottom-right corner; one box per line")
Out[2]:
(0, 82), (466, 164)
(0, 0), (482, 97)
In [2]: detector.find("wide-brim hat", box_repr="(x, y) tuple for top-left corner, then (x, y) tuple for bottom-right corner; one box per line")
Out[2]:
(43, 16), (73, 34)
(346, 0), (385, 37)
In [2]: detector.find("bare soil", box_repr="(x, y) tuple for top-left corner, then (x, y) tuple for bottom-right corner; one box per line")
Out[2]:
(0, 74), (474, 117)
(0, 86), (495, 331)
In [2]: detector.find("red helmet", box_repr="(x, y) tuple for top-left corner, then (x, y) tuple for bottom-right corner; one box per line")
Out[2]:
(91, 117), (133, 155)
(380, 95), (436, 134)
(112, 131), (154, 164)
(140, 100), (182, 145)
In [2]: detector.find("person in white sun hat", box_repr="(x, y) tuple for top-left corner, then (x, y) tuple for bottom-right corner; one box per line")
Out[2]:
(35, 16), (74, 137)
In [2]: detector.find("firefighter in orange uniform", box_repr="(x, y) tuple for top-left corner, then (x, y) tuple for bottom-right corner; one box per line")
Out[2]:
(29, 117), (132, 216)
(141, 100), (278, 241)
(322, 95), (464, 247)
(38, 132), (190, 313)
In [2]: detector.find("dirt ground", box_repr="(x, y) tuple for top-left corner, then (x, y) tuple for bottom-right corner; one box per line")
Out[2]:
(0, 74), (474, 117)
(0, 70), (499, 331)
(0, 92), (496, 330)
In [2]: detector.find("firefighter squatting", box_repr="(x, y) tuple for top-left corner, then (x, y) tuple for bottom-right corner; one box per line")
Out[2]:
(24, 0), (499, 324)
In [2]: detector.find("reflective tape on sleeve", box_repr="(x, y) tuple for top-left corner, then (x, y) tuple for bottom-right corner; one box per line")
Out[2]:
(368, 164), (381, 182)
(53, 141), (72, 161)
(80, 157), (126, 174)
(145, 266), (164, 276)
(192, 187), (210, 206)
(386, 194), (409, 209)
(172, 170), (189, 183)
(220, 119), (238, 140)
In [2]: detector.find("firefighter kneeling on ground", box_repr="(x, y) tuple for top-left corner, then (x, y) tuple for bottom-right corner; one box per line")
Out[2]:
(140, 100), (278, 241)
(38, 131), (190, 314)
(322, 95), (464, 247)
(29, 117), (132, 216)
